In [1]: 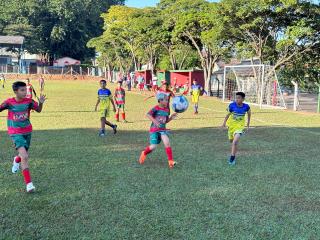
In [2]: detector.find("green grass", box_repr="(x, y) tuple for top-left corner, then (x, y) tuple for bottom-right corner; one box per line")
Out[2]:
(0, 80), (320, 239)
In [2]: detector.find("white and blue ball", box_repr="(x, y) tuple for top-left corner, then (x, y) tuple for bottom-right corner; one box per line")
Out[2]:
(172, 96), (189, 113)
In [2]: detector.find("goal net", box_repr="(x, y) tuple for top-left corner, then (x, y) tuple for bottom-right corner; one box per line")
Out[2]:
(222, 64), (287, 109)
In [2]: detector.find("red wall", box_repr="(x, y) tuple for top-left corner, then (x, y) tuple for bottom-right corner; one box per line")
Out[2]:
(135, 70), (152, 84)
(170, 70), (204, 88)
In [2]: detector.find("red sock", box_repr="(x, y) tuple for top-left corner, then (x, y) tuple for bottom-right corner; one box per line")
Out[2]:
(122, 113), (126, 120)
(15, 156), (21, 163)
(22, 169), (32, 184)
(165, 147), (173, 161)
(144, 146), (153, 155)
(115, 114), (119, 121)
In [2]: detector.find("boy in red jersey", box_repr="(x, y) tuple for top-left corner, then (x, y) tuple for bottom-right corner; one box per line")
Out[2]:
(139, 93), (178, 169)
(114, 81), (127, 122)
(26, 78), (37, 99)
(0, 81), (46, 193)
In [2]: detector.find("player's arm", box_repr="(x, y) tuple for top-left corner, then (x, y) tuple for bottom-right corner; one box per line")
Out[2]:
(32, 87), (38, 98)
(247, 109), (251, 129)
(0, 101), (8, 112)
(110, 97), (116, 112)
(95, 98), (100, 111)
(222, 112), (231, 128)
(168, 113), (178, 123)
(34, 94), (46, 113)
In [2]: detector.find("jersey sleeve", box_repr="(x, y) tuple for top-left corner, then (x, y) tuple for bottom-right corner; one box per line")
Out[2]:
(30, 100), (39, 111)
(246, 104), (251, 112)
(227, 103), (234, 113)
(147, 107), (157, 117)
(0, 100), (9, 112)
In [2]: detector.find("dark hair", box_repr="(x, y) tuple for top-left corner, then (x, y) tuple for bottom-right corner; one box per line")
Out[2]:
(12, 81), (26, 91)
(100, 79), (107, 84)
(236, 92), (246, 98)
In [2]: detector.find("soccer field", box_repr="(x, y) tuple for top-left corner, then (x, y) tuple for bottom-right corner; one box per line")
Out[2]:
(1, 80), (320, 239)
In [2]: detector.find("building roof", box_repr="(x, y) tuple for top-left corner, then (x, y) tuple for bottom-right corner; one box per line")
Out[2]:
(0, 36), (25, 47)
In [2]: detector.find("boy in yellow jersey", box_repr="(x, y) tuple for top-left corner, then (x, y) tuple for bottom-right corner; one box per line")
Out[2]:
(190, 79), (202, 114)
(222, 92), (251, 165)
(94, 80), (117, 137)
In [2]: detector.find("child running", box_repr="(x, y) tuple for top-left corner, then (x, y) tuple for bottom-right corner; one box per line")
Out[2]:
(114, 81), (127, 123)
(222, 92), (251, 165)
(0, 81), (46, 193)
(95, 79), (117, 137)
(190, 79), (203, 114)
(139, 93), (178, 169)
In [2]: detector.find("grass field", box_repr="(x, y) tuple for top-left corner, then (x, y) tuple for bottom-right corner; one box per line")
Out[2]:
(1, 80), (320, 239)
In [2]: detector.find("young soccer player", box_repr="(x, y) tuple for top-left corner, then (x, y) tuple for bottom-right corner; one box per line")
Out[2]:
(95, 79), (117, 137)
(190, 79), (203, 114)
(114, 81), (127, 123)
(0, 81), (46, 192)
(26, 78), (37, 99)
(139, 93), (178, 169)
(144, 81), (175, 105)
(39, 76), (45, 93)
(222, 92), (251, 165)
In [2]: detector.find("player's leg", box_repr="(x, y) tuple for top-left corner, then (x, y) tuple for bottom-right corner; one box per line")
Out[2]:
(230, 133), (241, 165)
(16, 135), (35, 192)
(161, 134), (176, 169)
(139, 132), (160, 164)
(194, 102), (199, 114)
(100, 116), (106, 136)
(105, 119), (117, 134)
(115, 107), (120, 122)
(121, 105), (127, 122)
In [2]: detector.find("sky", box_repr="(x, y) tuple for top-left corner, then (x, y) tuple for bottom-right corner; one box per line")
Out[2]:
(126, 0), (219, 8)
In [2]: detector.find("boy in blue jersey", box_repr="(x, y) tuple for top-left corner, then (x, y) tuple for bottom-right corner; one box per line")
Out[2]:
(222, 92), (251, 165)
(190, 79), (203, 114)
(94, 80), (117, 137)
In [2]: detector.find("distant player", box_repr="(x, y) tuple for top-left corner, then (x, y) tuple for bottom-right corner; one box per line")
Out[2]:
(0, 81), (46, 192)
(39, 76), (45, 93)
(222, 92), (251, 165)
(182, 81), (189, 95)
(139, 93), (178, 169)
(0, 74), (6, 88)
(95, 79), (117, 137)
(114, 81), (127, 123)
(144, 81), (175, 106)
(26, 78), (37, 99)
(190, 79), (203, 114)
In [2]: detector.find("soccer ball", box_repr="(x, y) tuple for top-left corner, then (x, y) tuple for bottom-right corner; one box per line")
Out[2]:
(172, 96), (189, 113)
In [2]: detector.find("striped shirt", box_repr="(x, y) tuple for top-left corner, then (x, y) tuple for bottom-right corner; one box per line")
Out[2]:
(0, 98), (39, 135)
(148, 105), (170, 133)
(114, 87), (125, 105)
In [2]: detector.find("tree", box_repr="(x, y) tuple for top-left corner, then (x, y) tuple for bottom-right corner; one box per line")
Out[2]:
(161, 0), (229, 92)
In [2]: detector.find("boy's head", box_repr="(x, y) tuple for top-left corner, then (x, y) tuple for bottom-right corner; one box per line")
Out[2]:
(193, 79), (197, 85)
(26, 78), (30, 84)
(117, 81), (123, 87)
(157, 93), (169, 107)
(100, 79), (107, 88)
(235, 92), (245, 104)
(12, 81), (27, 99)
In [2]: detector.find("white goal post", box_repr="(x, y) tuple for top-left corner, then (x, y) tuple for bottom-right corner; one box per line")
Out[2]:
(222, 64), (287, 109)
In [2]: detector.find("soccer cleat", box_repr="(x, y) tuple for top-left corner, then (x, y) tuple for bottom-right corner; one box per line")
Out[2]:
(26, 182), (35, 193)
(228, 158), (236, 166)
(168, 160), (177, 169)
(139, 151), (146, 165)
(113, 125), (118, 134)
(123, 120), (128, 123)
(12, 156), (20, 173)
(99, 129), (106, 137)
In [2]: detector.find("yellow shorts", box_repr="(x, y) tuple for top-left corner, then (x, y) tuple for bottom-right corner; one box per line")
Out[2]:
(100, 108), (110, 118)
(192, 94), (200, 103)
(227, 124), (245, 141)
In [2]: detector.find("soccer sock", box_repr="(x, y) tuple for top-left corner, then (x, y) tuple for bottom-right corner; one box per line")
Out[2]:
(15, 156), (21, 163)
(22, 169), (32, 184)
(194, 104), (198, 112)
(122, 113), (126, 120)
(144, 146), (153, 155)
(115, 113), (119, 121)
(165, 147), (173, 161)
